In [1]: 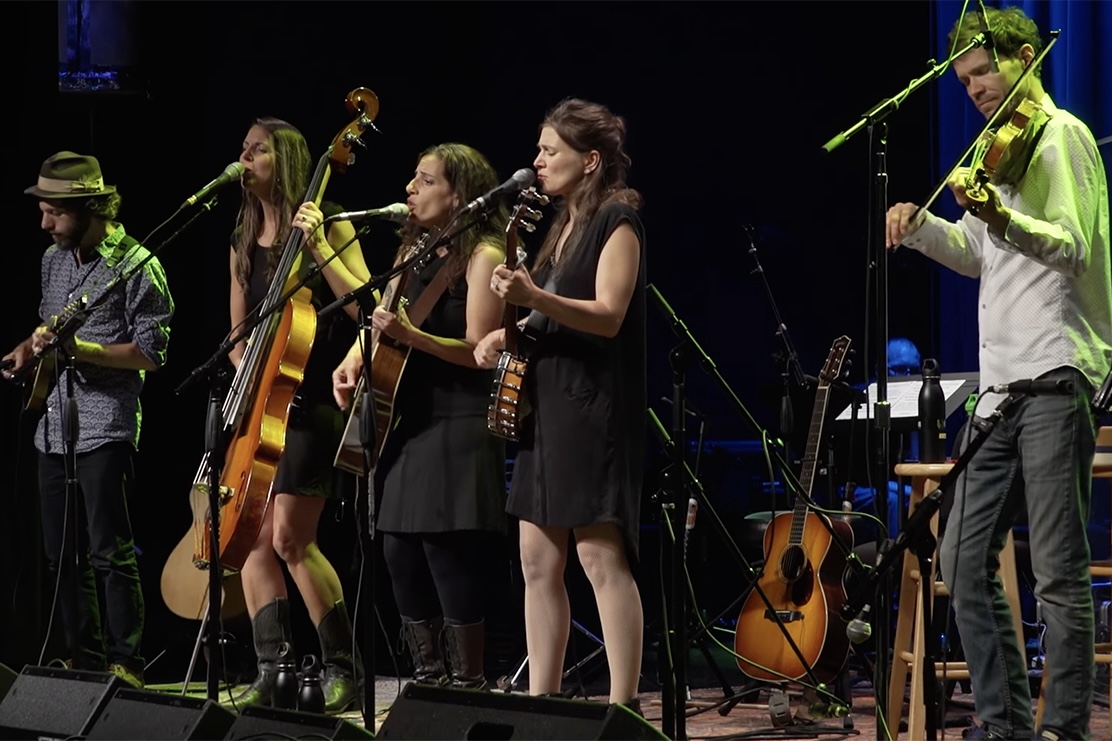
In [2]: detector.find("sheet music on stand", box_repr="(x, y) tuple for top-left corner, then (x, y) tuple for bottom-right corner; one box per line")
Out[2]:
(835, 372), (980, 431)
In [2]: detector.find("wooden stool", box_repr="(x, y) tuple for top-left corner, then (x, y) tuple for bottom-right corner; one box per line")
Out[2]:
(886, 463), (1025, 740)
(1034, 426), (1112, 729)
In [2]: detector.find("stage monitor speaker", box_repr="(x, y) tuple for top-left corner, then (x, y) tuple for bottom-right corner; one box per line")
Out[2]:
(225, 705), (374, 739)
(85, 687), (236, 739)
(0, 665), (122, 740)
(0, 665), (14, 702)
(376, 683), (667, 740)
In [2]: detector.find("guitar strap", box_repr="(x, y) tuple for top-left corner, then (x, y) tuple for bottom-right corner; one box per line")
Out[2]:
(404, 260), (452, 329)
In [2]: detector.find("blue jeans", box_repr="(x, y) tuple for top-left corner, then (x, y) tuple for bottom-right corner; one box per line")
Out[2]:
(939, 367), (1095, 739)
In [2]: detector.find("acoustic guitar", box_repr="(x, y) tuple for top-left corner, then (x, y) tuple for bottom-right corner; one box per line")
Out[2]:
(733, 336), (854, 683)
(486, 186), (547, 441)
(333, 231), (434, 476)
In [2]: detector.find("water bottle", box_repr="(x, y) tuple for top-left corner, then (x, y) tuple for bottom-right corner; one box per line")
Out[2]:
(297, 654), (325, 714)
(272, 641), (298, 710)
(918, 358), (946, 462)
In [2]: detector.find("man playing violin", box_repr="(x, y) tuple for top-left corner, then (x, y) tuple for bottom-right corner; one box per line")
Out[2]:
(2, 152), (174, 690)
(886, 7), (1111, 740)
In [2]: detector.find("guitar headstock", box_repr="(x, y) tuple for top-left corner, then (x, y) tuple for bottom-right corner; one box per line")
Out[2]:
(818, 335), (852, 387)
(327, 87), (380, 174)
(506, 186), (548, 271)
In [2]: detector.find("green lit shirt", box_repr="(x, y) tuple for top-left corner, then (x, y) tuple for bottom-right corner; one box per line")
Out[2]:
(35, 223), (174, 454)
(904, 96), (1112, 414)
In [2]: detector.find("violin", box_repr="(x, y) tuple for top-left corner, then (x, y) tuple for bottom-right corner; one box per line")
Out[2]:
(965, 96), (1048, 214)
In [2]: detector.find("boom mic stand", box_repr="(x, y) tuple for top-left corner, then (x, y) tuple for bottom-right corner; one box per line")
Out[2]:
(840, 392), (1020, 741)
(820, 30), (1002, 738)
(745, 226), (810, 455)
(648, 286), (857, 741)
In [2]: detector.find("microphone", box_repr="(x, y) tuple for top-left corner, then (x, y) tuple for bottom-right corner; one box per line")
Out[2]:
(182, 162), (246, 208)
(975, 0), (1000, 73)
(987, 378), (1076, 396)
(460, 169), (535, 214)
(846, 604), (873, 644)
(325, 203), (410, 224)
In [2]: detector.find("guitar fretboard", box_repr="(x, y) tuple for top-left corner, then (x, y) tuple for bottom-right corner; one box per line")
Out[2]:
(788, 383), (831, 547)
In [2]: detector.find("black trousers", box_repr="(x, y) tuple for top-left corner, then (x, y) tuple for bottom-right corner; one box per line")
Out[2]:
(382, 530), (494, 625)
(38, 441), (144, 672)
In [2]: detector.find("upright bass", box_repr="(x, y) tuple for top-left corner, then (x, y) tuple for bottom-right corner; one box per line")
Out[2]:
(161, 88), (380, 620)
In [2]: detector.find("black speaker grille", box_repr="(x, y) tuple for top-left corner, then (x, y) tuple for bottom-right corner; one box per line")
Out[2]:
(0, 666), (121, 740)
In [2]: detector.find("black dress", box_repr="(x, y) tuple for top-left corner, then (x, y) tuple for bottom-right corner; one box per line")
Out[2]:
(376, 250), (507, 533)
(243, 203), (352, 499)
(506, 202), (647, 561)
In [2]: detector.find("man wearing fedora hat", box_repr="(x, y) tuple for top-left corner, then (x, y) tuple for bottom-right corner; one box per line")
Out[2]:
(2, 151), (174, 690)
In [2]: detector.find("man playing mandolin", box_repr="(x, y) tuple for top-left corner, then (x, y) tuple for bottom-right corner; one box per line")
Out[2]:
(2, 151), (174, 690)
(886, 7), (1111, 740)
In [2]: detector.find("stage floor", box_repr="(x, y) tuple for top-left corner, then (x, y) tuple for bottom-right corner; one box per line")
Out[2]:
(150, 674), (1111, 739)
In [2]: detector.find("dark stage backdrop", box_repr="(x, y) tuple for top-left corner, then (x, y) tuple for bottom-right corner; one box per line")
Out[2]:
(0, 1), (941, 683)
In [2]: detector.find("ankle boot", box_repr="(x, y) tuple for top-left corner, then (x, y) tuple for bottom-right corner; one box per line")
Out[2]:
(228, 598), (292, 708)
(401, 616), (446, 685)
(317, 599), (362, 714)
(443, 620), (487, 689)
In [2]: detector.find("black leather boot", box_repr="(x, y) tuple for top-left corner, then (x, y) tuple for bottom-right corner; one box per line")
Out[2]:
(443, 620), (487, 689)
(227, 598), (292, 709)
(401, 616), (446, 685)
(317, 599), (362, 714)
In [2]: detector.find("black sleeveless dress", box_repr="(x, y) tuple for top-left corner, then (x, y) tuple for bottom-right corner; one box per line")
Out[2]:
(506, 202), (647, 561)
(243, 203), (353, 499)
(375, 250), (507, 533)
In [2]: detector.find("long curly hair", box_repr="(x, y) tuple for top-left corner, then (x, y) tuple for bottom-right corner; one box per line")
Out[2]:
(232, 117), (313, 287)
(532, 98), (642, 273)
(396, 143), (509, 285)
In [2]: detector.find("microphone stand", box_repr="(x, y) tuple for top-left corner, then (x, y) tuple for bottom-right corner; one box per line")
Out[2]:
(648, 286), (855, 740)
(840, 393), (1019, 741)
(745, 226), (809, 457)
(820, 33), (997, 738)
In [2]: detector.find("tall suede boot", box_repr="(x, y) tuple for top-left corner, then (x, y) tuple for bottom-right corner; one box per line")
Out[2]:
(401, 616), (447, 685)
(228, 597), (292, 708)
(317, 599), (362, 714)
(443, 620), (487, 689)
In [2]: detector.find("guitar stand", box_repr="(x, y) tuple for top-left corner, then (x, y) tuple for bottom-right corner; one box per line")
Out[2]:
(496, 619), (607, 697)
(178, 367), (231, 701)
(648, 286), (847, 741)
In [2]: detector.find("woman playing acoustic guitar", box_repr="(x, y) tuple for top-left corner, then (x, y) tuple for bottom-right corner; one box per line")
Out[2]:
(227, 117), (370, 713)
(331, 143), (509, 689)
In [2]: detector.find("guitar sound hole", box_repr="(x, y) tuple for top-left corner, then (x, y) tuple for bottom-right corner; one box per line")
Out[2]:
(779, 545), (807, 583)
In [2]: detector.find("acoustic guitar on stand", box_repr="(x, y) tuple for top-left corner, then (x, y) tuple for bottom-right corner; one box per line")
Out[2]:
(486, 186), (547, 441)
(733, 336), (854, 683)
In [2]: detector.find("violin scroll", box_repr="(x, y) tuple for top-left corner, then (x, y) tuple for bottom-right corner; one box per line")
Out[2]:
(328, 87), (381, 174)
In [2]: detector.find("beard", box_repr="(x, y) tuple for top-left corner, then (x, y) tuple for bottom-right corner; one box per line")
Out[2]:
(56, 209), (93, 251)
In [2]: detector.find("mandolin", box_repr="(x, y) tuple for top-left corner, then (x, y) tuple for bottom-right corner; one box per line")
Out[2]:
(733, 336), (854, 683)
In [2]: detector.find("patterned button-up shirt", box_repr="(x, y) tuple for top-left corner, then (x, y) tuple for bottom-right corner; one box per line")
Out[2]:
(35, 223), (174, 454)
(904, 96), (1112, 415)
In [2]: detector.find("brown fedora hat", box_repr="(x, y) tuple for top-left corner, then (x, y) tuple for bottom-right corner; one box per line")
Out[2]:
(24, 150), (116, 199)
